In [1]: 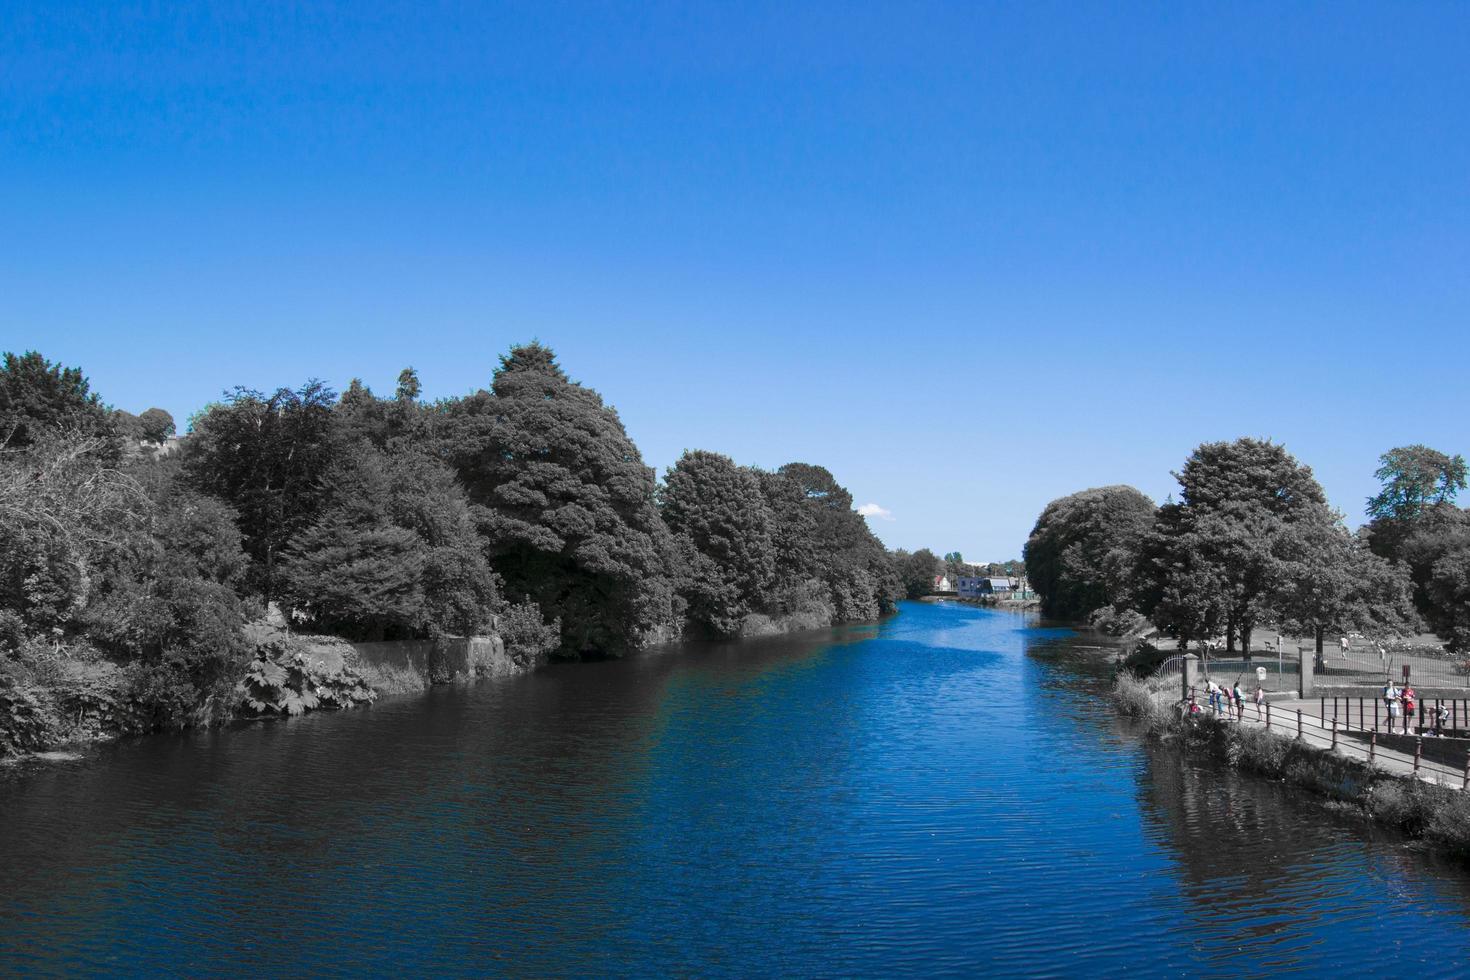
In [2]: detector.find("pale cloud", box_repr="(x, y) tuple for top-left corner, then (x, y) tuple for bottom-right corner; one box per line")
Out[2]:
(857, 502), (894, 521)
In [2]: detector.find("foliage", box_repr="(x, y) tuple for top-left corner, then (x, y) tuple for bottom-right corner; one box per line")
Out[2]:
(661, 450), (779, 635)
(138, 408), (176, 443)
(769, 462), (902, 621)
(1134, 439), (1334, 652)
(239, 643), (376, 716)
(496, 599), (561, 667)
(183, 381), (340, 598)
(278, 445), (499, 640)
(0, 351), (114, 451)
(894, 548), (941, 599)
(0, 677), (52, 756)
(1274, 519), (1417, 649)
(1024, 485), (1155, 621)
(1425, 547), (1470, 653)
(432, 343), (680, 658)
(1366, 445), (1467, 523)
(0, 434), (151, 628)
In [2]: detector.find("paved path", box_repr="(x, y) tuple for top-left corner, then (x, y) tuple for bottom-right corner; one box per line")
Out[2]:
(1192, 695), (1470, 789)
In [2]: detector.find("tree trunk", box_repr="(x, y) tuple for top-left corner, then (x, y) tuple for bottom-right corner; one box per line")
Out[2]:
(1315, 626), (1324, 658)
(1241, 623), (1253, 661)
(1226, 621), (1236, 653)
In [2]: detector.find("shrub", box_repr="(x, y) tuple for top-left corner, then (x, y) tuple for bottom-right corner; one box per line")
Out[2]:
(0, 677), (52, 756)
(497, 600), (560, 668)
(1113, 673), (1170, 721)
(239, 643), (375, 716)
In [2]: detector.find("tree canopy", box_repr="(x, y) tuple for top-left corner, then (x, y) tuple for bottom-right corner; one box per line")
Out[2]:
(1367, 445), (1467, 522)
(1023, 485), (1154, 621)
(0, 351), (113, 450)
(433, 343), (680, 657)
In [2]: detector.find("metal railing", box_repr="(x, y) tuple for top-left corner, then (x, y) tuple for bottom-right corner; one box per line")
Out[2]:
(1183, 685), (1470, 789)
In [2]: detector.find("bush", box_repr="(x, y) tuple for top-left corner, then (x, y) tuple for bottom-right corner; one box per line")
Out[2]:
(0, 677), (52, 756)
(497, 601), (560, 668)
(239, 643), (376, 716)
(1113, 673), (1170, 721)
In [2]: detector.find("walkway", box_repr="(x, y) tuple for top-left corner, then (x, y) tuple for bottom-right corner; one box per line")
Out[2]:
(1191, 691), (1470, 789)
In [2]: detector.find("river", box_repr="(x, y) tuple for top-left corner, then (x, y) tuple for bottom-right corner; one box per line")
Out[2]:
(3, 600), (1470, 975)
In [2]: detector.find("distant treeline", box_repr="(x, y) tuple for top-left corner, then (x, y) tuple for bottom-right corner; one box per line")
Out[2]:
(0, 345), (900, 745)
(1023, 438), (1469, 654)
(889, 550), (1024, 599)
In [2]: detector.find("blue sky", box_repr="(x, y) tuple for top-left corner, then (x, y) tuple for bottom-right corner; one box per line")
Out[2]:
(3, 2), (1467, 560)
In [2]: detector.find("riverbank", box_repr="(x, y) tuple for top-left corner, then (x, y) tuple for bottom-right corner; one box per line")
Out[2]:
(916, 595), (1040, 611)
(1113, 673), (1470, 858)
(0, 622), (528, 766)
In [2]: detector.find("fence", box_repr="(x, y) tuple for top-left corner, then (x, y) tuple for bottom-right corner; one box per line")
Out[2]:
(1310, 644), (1470, 691)
(1154, 654), (1298, 692)
(1185, 685), (1470, 789)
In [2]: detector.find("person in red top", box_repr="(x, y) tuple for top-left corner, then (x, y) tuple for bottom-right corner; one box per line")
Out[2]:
(1403, 685), (1417, 733)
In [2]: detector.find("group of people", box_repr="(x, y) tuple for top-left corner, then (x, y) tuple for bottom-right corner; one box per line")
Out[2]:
(1382, 679), (1416, 731)
(1185, 679), (1266, 723)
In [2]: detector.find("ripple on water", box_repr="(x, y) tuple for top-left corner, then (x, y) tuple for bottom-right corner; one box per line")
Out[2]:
(2, 602), (1470, 976)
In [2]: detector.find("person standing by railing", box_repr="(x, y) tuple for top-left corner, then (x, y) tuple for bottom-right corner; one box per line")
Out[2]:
(1232, 682), (1245, 722)
(1254, 684), (1265, 721)
(1403, 685), (1417, 734)
(1384, 679), (1401, 731)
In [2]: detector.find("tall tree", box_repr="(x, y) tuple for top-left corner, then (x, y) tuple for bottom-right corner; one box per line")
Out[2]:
(660, 450), (778, 636)
(277, 447), (499, 641)
(895, 548), (941, 599)
(183, 381), (340, 599)
(1024, 485), (1155, 621)
(772, 462), (901, 620)
(433, 343), (679, 657)
(1367, 445), (1467, 523)
(1275, 519), (1417, 657)
(0, 351), (113, 450)
(1137, 439), (1334, 655)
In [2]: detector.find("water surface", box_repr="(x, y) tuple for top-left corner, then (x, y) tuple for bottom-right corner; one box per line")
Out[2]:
(3, 601), (1470, 975)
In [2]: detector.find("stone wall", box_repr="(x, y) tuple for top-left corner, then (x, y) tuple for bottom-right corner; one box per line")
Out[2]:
(344, 635), (519, 695)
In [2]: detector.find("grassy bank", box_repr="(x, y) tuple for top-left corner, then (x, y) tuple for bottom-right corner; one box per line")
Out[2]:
(1112, 674), (1470, 858)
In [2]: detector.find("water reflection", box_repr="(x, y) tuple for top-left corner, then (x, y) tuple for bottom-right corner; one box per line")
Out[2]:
(2, 603), (1469, 975)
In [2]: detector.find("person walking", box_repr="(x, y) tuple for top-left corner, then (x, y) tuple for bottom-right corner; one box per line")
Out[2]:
(1436, 702), (1450, 737)
(1340, 635), (1350, 660)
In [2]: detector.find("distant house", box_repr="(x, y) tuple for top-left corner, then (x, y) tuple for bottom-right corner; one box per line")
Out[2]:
(933, 574), (953, 593)
(958, 577), (1017, 598)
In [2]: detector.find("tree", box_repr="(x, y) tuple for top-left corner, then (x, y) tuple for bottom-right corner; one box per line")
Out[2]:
(432, 343), (679, 657)
(1367, 445), (1467, 523)
(1426, 548), (1470, 653)
(772, 462), (902, 621)
(1023, 485), (1155, 621)
(1136, 439), (1335, 655)
(278, 447), (501, 641)
(1133, 503), (1230, 649)
(183, 381), (340, 599)
(1, 433), (251, 730)
(895, 548), (941, 599)
(660, 450), (778, 636)
(0, 351), (113, 450)
(1275, 519), (1417, 657)
(138, 408), (175, 443)
(395, 367), (422, 403)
